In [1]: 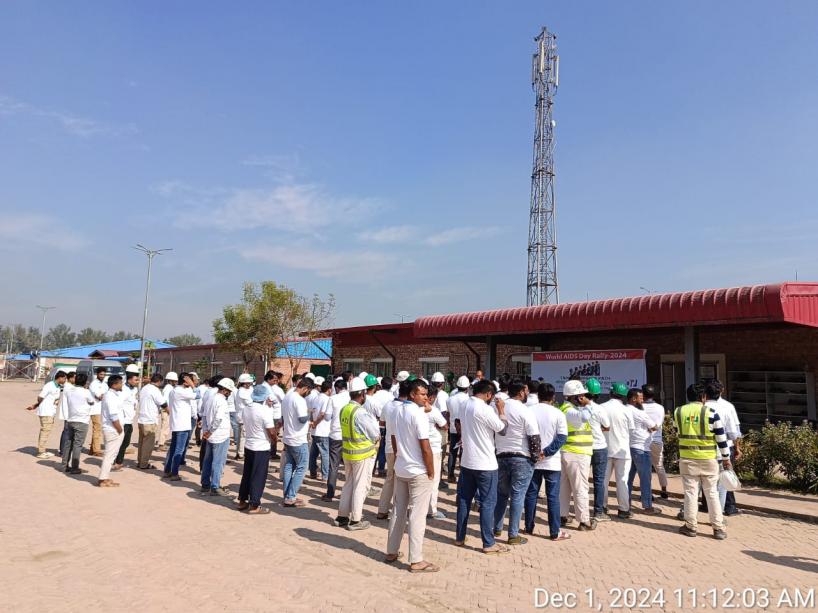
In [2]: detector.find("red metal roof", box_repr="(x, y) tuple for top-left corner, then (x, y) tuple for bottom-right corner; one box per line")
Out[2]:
(414, 282), (818, 338)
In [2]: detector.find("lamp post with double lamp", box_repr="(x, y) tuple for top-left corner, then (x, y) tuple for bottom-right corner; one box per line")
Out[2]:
(34, 305), (55, 381)
(133, 244), (172, 389)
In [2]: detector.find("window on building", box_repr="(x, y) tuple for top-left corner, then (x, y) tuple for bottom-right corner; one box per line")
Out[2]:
(342, 359), (363, 374)
(420, 357), (449, 380)
(232, 362), (244, 378)
(370, 359), (393, 378)
(153, 362), (163, 375)
(511, 354), (532, 378)
(210, 361), (223, 376)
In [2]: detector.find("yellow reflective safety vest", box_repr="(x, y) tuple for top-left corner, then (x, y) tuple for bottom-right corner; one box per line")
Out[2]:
(340, 402), (377, 462)
(674, 402), (717, 460)
(559, 401), (593, 456)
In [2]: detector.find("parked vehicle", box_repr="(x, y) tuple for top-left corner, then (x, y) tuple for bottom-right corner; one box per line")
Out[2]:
(75, 359), (124, 382)
(49, 365), (77, 382)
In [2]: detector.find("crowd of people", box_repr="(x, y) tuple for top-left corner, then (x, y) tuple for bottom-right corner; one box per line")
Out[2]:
(26, 365), (743, 571)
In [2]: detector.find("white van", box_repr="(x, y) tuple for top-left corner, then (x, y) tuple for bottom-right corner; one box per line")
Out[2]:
(76, 359), (125, 382)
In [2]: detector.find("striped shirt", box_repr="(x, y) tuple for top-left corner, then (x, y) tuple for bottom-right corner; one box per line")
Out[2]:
(705, 405), (731, 459)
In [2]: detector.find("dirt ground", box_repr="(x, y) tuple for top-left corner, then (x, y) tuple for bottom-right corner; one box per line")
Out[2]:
(2, 381), (817, 612)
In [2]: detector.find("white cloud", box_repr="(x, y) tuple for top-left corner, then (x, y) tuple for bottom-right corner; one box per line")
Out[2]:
(370, 225), (417, 244)
(424, 226), (500, 246)
(0, 214), (87, 251)
(239, 244), (397, 279)
(0, 94), (137, 138)
(241, 153), (301, 182)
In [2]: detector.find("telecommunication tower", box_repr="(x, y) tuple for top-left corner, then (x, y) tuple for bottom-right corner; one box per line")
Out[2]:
(526, 27), (559, 306)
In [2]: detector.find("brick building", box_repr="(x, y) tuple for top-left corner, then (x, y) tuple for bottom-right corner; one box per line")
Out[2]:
(329, 283), (818, 428)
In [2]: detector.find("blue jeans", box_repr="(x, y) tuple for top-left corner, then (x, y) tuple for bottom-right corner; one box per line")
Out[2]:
(309, 436), (329, 480)
(447, 432), (461, 478)
(164, 430), (191, 475)
(524, 468), (561, 537)
(591, 448), (608, 515)
(201, 439), (229, 490)
(230, 412), (241, 453)
(456, 467), (498, 548)
(494, 456), (535, 538)
(628, 447), (653, 509)
(376, 427), (387, 472)
(282, 443), (309, 501)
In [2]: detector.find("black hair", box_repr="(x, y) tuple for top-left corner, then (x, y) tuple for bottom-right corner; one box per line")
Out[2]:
(380, 376), (393, 389)
(537, 383), (556, 402)
(151, 373), (164, 384)
(296, 378), (314, 390)
(398, 379), (412, 398)
(350, 389), (366, 402)
(705, 382), (720, 401)
(75, 373), (89, 387)
(641, 383), (656, 401)
(527, 380), (539, 394)
(54, 370), (67, 379)
(472, 379), (495, 396)
(107, 374), (123, 386)
(408, 379), (429, 396)
(66, 371), (76, 380)
(334, 378), (347, 391)
(687, 383), (706, 402)
(427, 385), (439, 397)
(264, 370), (277, 382)
(498, 374), (511, 392)
(208, 375), (221, 387)
(95, 366), (107, 374)
(125, 372), (138, 381)
(508, 381), (527, 398)
(341, 371), (353, 382)
(627, 388), (642, 403)
(320, 380), (332, 393)
(712, 379), (725, 394)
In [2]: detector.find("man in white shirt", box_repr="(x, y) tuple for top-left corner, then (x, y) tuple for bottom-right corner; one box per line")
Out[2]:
(281, 378), (314, 506)
(322, 378), (350, 501)
(89, 367), (108, 457)
(234, 374), (255, 460)
(493, 381), (540, 545)
(26, 369), (67, 458)
(163, 373), (197, 480)
(385, 379), (438, 573)
(308, 380), (333, 480)
(62, 373), (96, 474)
(641, 384), (669, 500)
(261, 370), (285, 460)
(585, 378), (612, 522)
(57, 371), (76, 457)
(136, 374), (167, 470)
(601, 384), (635, 519)
(377, 382), (408, 519)
(201, 378), (236, 495)
(158, 371), (178, 450)
(525, 381), (539, 406)
(424, 386), (449, 519)
(113, 370), (139, 470)
(707, 381), (742, 514)
(369, 376), (394, 477)
(99, 375), (125, 487)
(524, 383), (570, 541)
(558, 380), (597, 530)
(626, 388), (661, 514)
(445, 376), (470, 484)
(430, 372), (450, 480)
(455, 379), (509, 555)
(237, 384), (278, 514)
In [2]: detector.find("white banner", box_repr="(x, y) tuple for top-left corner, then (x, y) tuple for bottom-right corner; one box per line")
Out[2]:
(531, 349), (647, 394)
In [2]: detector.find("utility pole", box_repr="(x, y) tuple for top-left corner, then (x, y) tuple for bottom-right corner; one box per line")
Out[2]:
(133, 244), (172, 389)
(526, 27), (560, 306)
(35, 305), (55, 381)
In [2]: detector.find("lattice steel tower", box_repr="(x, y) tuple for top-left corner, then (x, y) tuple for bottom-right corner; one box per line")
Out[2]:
(526, 27), (560, 306)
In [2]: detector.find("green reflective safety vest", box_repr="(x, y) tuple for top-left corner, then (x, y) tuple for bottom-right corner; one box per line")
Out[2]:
(559, 401), (593, 456)
(340, 402), (377, 462)
(674, 402), (717, 460)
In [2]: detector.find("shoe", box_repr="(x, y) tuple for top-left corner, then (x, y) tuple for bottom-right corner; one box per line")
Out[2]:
(377, 470), (387, 478)
(723, 509), (742, 516)
(676, 510), (685, 521)
(169, 475), (182, 481)
(367, 487), (379, 497)
(507, 535), (527, 545)
(559, 517), (568, 527)
(578, 519), (598, 531)
(713, 529), (727, 540)
(430, 511), (447, 520)
(309, 474), (318, 480)
(210, 487), (229, 496)
(200, 486), (210, 495)
(376, 513), (389, 520)
(594, 512), (611, 522)
(36, 452), (50, 459)
(321, 495), (334, 502)
(438, 481), (449, 490)
(617, 510), (633, 520)
(333, 517), (349, 527)
(678, 525), (697, 538)
(494, 530), (502, 537)
(660, 489), (669, 499)
(346, 520), (371, 531)
(161, 472), (171, 479)
(447, 476), (457, 484)
(68, 468), (83, 475)
(642, 507), (663, 515)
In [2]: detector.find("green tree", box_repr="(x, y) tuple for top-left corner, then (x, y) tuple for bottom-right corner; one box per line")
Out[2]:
(164, 333), (202, 347)
(45, 324), (76, 350)
(76, 328), (111, 346)
(111, 330), (137, 341)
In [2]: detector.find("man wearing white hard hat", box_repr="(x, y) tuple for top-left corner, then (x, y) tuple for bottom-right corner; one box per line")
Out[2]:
(430, 372), (450, 485)
(158, 371), (178, 450)
(369, 376), (394, 477)
(446, 376), (471, 483)
(200, 378), (236, 496)
(558, 380), (597, 531)
(233, 374), (255, 460)
(393, 371), (410, 398)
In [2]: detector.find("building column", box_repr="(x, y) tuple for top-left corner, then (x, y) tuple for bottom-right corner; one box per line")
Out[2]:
(485, 337), (497, 381)
(684, 326), (700, 388)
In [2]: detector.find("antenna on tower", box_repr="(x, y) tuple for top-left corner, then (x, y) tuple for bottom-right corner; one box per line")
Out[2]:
(526, 27), (559, 306)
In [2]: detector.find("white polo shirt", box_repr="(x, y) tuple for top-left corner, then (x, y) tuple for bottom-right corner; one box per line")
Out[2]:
(137, 383), (165, 425)
(459, 397), (505, 471)
(36, 381), (61, 418)
(205, 393), (231, 444)
(388, 401), (430, 479)
(494, 398), (539, 457)
(281, 390), (309, 447)
(628, 405), (657, 451)
(642, 400), (666, 445)
(243, 401), (275, 452)
(601, 398), (634, 460)
(425, 404), (448, 453)
(101, 389), (122, 433)
(66, 386), (95, 424)
(532, 402), (568, 471)
(119, 384), (138, 425)
(447, 390), (469, 435)
(588, 400), (611, 450)
(327, 390), (349, 442)
(311, 393), (332, 437)
(169, 385), (196, 432)
(89, 378), (108, 416)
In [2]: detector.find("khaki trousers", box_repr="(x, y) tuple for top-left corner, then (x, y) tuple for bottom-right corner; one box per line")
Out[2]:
(37, 416), (55, 454)
(137, 423), (157, 468)
(157, 411), (170, 447)
(560, 452), (591, 524)
(429, 452), (442, 514)
(89, 414), (103, 454)
(650, 441), (669, 488)
(604, 456), (632, 512)
(387, 473), (434, 564)
(680, 458), (725, 532)
(99, 429), (124, 480)
(377, 452), (396, 515)
(339, 456), (375, 522)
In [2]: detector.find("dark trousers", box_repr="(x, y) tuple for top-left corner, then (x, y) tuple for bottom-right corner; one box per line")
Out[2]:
(524, 468), (561, 538)
(724, 447), (738, 513)
(62, 421), (88, 470)
(591, 448), (608, 515)
(375, 428), (387, 472)
(199, 439), (207, 472)
(115, 423), (133, 465)
(447, 433), (461, 481)
(456, 467), (498, 548)
(239, 448), (271, 507)
(325, 439), (343, 499)
(59, 422), (71, 456)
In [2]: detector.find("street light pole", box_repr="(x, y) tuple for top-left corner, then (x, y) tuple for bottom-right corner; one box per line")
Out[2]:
(133, 244), (172, 389)
(35, 305), (55, 381)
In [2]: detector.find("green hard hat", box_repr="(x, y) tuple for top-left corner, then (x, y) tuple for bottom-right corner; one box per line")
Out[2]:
(407, 374), (418, 382)
(610, 382), (629, 397)
(586, 378), (602, 395)
(364, 374), (378, 387)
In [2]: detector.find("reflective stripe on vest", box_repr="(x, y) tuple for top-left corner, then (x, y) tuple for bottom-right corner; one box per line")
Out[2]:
(675, 402), (717, 460)
(559, 401), (593, 456)
(340, 403), (377, 462)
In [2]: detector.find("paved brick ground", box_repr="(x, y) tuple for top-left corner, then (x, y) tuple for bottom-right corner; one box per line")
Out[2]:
(2, 382), (817, 612)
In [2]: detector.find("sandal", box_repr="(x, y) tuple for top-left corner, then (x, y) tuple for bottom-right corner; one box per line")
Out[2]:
(283, 498), (306, 508)
(236, 501), (250, 511)
(248, 507), (271, 515)
(409, 561), (440, 573)
(550, 531), (572, 541)
(482, 544), (510, 555)
(384, 552), (404, 563)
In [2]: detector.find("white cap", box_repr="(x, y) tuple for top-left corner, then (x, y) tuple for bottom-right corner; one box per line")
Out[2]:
(217, 378), (237, 392)
(420, 377), (429, 385)
(456, 375), (470, 388)
(125, 364), (140, 374)
(431, 371), (445, 383)
(563, 380), (589, 397)
(350, 377), (368, 393)
(314, 376), (325, 385)
(377, 376), (382, 384)
(492, 380), (500, 391)
(189, 371), (199, 379)
(358, 371), (368, 380)
(305, 372), (316, 381)
(396, 370), (410, 382)
(165, 371), (178, 381)
(238, 373), (254, 384)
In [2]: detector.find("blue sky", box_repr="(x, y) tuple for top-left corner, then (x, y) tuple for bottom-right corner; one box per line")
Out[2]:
(2, 2), (817, 340)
